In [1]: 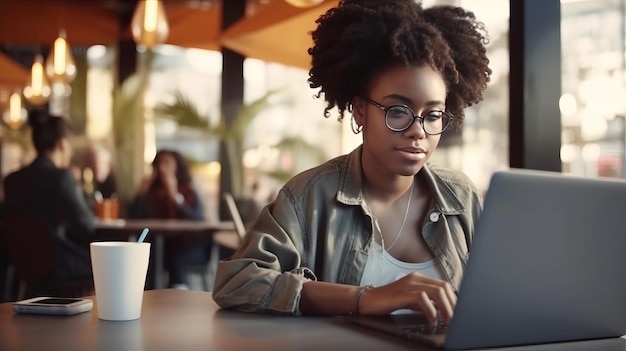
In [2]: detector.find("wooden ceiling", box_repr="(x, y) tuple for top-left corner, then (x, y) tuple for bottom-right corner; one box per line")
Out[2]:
(0, 0), (222, 49)
(0, 0), (337, 90)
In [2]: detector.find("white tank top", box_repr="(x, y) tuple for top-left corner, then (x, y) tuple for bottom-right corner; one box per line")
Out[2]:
(359, 241), (445, 287)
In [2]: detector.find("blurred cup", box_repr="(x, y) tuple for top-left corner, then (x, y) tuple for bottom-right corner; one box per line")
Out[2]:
(90, 242), (151, 321)
(95, 199), (119, 221)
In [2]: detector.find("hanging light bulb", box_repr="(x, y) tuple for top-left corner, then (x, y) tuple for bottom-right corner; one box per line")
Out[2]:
(131, 0), (169, 48)
(3, 91), (28, 130)
(284, 0), (324, 8)
(24, 54), (51, 105)
(44, 30), (76, 84)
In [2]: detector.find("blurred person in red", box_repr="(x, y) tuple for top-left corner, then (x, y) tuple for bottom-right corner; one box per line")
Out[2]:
(130, 149), (206, 290)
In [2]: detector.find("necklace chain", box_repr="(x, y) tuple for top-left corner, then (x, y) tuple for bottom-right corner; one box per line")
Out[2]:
(364, 180), (414, 252)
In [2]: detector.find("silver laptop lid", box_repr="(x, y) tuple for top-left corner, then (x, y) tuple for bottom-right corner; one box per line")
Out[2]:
(446, 169), (626, 350)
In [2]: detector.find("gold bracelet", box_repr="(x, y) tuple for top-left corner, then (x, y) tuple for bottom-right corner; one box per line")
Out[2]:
(354, 284), (375, 315)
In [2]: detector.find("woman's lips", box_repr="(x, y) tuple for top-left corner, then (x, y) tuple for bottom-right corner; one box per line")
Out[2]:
(397, 146), (427, 160)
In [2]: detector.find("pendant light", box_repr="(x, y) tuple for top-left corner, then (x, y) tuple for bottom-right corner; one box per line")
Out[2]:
(3, 91), (27, 130)
(131, 0), (170, 48)
(24, 54), (51, 105)
(284, 0), (324, 8)
(44, 30), (76, 84)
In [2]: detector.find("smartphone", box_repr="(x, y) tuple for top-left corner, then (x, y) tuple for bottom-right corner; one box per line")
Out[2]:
(13, 297), (93, 316)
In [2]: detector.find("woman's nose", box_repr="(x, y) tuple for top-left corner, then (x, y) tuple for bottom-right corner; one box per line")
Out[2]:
(403, 117), (427, 139)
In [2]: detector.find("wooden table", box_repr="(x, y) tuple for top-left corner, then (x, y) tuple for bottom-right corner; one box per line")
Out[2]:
(0, 289), (624, 351)
(96, 219), (235, 289)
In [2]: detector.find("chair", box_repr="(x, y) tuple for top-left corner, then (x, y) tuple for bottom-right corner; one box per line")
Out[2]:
(215, 192), (247, 250)
(1, 213), (94, 300)
(200, 193), (248, 291)
(0, 230), (15, 302)
(186, 193), (248, 291)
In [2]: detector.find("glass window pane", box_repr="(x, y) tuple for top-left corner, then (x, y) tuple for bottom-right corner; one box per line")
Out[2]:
(561, 0), (626, 179)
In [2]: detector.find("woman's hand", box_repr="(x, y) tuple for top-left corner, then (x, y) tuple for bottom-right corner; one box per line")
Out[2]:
(357, 272), (456, 325)
(161, 171), (179, 198)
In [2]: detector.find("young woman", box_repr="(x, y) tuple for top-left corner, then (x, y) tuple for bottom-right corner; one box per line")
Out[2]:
(213, 0), (491, 325)
(130, 149), (206, 289)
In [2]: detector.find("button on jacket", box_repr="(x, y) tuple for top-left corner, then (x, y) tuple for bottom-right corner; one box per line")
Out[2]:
(213, 146), (483, 315)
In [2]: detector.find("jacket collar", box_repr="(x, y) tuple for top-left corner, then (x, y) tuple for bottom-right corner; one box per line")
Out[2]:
(420, 165), (466, 215)
(336, 145), (466, 215)
(32, 155), (57, 169)
(336, 146), (365, 206)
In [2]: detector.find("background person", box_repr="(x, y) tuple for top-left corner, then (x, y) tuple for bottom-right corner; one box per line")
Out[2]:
(213, 0), (491, 325)
(83, 144), (117, 200)
(3, 109), (96, 280)
(130, 149), (206, 290)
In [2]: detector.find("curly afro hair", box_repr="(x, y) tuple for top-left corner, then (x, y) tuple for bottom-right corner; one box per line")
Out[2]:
(308, 0), (492, 129)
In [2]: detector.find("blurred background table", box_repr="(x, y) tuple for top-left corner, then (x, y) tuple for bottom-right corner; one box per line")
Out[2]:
(95, 219), (235, 289)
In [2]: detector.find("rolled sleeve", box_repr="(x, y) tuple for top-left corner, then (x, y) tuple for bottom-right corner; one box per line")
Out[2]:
(213, 194), (315, 315)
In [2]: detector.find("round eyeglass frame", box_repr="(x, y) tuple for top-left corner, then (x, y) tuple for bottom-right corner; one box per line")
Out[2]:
(360, 96), (454, 135)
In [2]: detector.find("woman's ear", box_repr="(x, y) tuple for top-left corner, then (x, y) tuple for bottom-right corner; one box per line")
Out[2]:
(352, 96), (366, 127)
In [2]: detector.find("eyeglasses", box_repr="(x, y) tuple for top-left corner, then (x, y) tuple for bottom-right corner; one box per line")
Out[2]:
(361, 97), (453, 135)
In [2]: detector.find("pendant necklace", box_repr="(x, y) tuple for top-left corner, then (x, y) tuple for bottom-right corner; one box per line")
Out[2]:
(364, 180), (414, 252)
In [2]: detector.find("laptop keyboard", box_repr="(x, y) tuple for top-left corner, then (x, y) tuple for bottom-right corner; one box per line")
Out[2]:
(403, 323), (448, 335)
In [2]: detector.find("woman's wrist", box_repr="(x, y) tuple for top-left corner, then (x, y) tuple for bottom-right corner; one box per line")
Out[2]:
(354, 284), (375, 315)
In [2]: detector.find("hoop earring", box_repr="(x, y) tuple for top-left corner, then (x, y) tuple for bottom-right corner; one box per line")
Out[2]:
(350, 113), (363, 134)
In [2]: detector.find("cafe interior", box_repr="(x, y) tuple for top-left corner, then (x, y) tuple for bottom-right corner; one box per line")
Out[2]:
(0, 0), (621, 298)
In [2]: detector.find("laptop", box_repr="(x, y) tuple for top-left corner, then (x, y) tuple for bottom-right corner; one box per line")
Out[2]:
(348, 169), (626, 350)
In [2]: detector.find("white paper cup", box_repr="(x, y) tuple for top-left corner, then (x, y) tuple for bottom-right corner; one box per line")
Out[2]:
(90, 242), (151, 321)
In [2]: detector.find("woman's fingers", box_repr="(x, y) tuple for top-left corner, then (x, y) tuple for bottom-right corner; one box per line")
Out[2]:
(400, 273), (456, 325)
(409, 291), (439, 324)
(427, 285), (454, 325)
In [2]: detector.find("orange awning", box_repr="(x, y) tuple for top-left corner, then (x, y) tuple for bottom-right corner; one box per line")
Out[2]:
(220, 0), (339, 70)
(164, 2), (222, 51)
(0, 1), (222, 50)
(0, 52), (29, 91)
(0, 1), (121, 46)
(0, 0), (339, 69)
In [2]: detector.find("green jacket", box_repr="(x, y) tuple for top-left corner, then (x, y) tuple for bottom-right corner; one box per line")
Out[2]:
(213, 146), (483, 315)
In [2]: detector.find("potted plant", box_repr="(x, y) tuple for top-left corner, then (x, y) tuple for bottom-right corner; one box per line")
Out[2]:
(155, 88), (327, 199)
